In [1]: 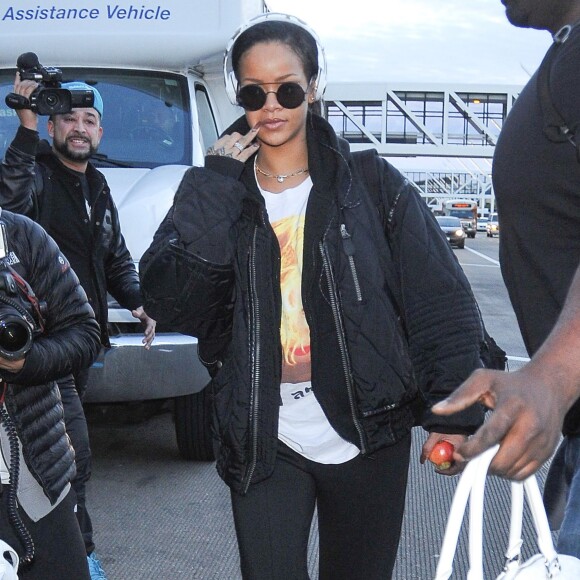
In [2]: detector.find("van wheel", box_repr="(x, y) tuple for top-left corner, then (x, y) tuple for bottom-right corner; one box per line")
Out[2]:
(174, 386), (215, 461)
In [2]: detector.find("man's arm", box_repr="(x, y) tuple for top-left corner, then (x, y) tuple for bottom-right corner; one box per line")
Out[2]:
(103, 202), (142, 309)
(433, 263), (580, 480)
(100, 201), (157, 347)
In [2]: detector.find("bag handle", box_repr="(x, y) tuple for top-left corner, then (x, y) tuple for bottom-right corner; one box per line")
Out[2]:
(504, 482), (524, 572)
(434, 447), (494, 580)
(0, 538), (19, 579)
(434, 445), (560, 580)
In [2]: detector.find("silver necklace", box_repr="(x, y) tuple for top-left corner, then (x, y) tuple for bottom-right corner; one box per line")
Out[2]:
(255, 160), (309, 183)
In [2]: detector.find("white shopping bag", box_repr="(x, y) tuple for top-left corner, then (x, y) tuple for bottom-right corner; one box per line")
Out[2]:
(434, 445), (580, 580)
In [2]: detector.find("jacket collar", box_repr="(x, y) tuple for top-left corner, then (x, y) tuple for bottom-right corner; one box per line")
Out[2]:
(38, 146), (107, 194)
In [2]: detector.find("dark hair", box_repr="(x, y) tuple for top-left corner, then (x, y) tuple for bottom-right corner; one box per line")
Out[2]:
(231, 20), (319, 86)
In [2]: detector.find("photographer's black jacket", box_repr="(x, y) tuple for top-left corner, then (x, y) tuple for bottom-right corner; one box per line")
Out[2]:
(0, 126), (142, 346)
(0, 209), (101, 503)
(141, 113), (485, 494)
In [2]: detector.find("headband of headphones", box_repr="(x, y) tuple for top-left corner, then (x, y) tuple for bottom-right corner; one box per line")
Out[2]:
(223, 12), (328, 106)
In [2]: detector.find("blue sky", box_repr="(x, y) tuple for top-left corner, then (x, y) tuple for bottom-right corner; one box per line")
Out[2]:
(266, 0), (552, 85)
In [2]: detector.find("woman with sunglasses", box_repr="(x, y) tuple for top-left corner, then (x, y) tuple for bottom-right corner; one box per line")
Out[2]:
(142, 12), (485, 580)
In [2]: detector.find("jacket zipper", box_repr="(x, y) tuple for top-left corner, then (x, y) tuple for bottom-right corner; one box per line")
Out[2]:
(243, 226), (261, 493)
(319, 241), (367, 454)
(340, 224), (363, 302)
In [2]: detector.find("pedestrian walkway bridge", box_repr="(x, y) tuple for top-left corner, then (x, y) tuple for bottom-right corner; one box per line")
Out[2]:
(324, 82), (521, 158)
(324, 82), (523, 211)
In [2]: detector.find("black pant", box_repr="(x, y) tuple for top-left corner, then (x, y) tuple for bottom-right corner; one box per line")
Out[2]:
(0, 488), (90, 579)
(59, 369), (94, 555)
(231, 435), (411, 580)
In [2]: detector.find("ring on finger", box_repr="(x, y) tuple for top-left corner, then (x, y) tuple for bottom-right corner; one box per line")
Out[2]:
(233, 141), (245, 153)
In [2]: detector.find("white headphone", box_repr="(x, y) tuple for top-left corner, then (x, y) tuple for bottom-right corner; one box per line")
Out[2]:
(223, 12), (328, 106)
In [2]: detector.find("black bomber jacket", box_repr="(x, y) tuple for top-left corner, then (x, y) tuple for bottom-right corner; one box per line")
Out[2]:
(141, 113), (485, 494)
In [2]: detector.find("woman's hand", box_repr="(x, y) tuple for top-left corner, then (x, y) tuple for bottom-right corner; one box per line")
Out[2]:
(206, 124), (261, 163)
(420, 432), (468, 476)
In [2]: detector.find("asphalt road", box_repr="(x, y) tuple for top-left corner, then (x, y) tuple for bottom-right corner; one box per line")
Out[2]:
(86, 234), (542, 579)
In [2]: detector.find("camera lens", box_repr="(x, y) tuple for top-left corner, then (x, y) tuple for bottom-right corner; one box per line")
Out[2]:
(36, 88), (71, 115)
(0, 315), (33, 359)
(45, 93), (59, 107)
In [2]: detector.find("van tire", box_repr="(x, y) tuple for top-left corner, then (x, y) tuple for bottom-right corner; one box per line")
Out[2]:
(174, 387), (215, 461)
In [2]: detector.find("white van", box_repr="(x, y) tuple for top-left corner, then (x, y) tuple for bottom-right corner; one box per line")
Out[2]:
(0, 0), (266, 459)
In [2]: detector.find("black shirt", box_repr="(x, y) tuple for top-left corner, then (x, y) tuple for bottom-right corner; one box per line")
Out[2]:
(492, 26), (580, 435)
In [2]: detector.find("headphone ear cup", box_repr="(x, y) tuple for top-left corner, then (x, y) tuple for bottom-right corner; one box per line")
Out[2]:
(313, 65), (325, 101)
(225, 70), (238, 106)
(309, 46), (326, 101)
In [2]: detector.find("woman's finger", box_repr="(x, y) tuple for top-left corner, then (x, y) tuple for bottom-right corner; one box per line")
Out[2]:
(206, 125), (261, 161)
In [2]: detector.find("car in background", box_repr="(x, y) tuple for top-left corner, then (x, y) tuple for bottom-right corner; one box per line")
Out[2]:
(486, 213), (500, 237)
(477, 217), (489, 232)
(435, 216), (466, 249)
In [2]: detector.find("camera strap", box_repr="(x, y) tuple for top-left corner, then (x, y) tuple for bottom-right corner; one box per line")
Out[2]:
(0, 220), (46, 333)
(5, 266), (46, 334)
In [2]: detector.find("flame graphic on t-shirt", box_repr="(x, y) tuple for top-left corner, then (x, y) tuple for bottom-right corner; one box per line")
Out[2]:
(272, 214), (311, 384)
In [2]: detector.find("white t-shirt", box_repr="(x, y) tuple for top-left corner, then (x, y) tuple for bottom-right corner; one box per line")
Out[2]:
(259, 174), (359, 464)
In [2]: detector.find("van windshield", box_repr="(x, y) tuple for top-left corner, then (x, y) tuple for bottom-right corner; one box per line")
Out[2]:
(449, 209), (473, 219)
(0, 68), (192, 168)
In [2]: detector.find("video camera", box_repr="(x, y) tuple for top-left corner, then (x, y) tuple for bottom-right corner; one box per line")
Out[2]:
(4, 52), (94, 116)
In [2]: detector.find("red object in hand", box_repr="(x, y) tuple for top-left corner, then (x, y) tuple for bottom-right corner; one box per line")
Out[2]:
(429, 440), (455, 470)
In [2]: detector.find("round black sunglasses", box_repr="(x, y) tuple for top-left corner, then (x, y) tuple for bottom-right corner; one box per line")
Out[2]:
(236, 82), (308, 111)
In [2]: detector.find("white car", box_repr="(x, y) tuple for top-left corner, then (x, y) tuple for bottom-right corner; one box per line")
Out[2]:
(477, 217), (489, 232)
(487, 216), (500, 237)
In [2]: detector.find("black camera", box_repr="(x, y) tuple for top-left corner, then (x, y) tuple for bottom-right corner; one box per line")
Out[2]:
(0, 271), (38, 360)
(4, 52), (94, 116)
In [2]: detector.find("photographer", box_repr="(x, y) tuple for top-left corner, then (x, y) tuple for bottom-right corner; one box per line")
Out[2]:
(0, 207), (101, 579)
(0, 67), (156, 579)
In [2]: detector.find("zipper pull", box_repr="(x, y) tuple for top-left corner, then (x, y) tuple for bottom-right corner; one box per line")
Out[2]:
(340, 224), (355, 256)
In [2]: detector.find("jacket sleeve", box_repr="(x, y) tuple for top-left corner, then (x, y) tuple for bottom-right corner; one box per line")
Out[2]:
(140, 166), (246, 340)
(103, 201), (142, 312)
(380, 159), (485, 434)
(1, 216), (101, 385)
(0, 126), (40, 217)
